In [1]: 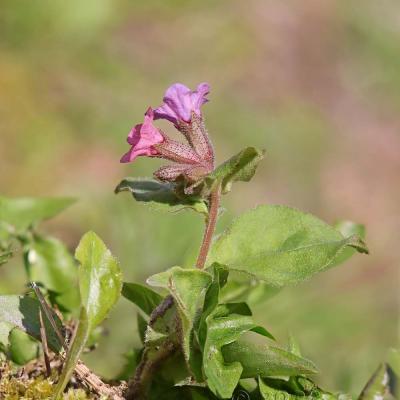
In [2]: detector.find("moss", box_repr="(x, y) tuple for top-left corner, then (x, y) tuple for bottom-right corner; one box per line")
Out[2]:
(0, 362), (97, 399)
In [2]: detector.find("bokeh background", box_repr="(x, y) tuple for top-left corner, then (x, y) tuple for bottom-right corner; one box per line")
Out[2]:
(0, 0), (399, 396)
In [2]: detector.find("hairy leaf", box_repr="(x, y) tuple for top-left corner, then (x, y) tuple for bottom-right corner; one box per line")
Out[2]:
(147, 267), (212, 375)
(0, 196), (75, 232)
(332, 220), (366, 266)
(115, 178), (208, 215)
(25, 235), (79, 313)
(205, 147), (265, 194)
(208, 205), (368, 286)
(122, 282), (163, 316)
(0, 295), (63, 352)
(54, 232), (122, 398)
(222, 339), (318, 378)
(203, 313), (255, 398)
(258, 377), (337, 400)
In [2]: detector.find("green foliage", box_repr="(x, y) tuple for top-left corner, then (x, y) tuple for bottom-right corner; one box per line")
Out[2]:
(0, 295), (63, 352)
(54, 231), (122, 398)
(208, 205), (368, 286)
(115, 178), (208, 215)
(205, 147), (265, 194)
(75, 231), (122, 330)
(24, 235), (80, 313)
(8, 329), (38, 365)
(122, 282), (163, 315)
(0, 196), (75, 233)
(148, 267), (212, 376)
(222, 339), (318, 379)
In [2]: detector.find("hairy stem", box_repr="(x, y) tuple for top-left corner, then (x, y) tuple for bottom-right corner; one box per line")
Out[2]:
(196, 186), (221, 269)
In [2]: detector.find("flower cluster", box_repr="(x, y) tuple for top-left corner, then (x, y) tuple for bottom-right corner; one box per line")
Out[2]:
(121, 83), (214, 189)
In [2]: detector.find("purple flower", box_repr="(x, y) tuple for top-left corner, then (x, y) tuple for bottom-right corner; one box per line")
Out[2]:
(154, 82), (210, 124)
(120, 108), (164, 163)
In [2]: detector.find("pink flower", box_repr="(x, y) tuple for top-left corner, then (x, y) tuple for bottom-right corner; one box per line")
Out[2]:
(154, 82), (210, 124)
(120, 108), (164, 163)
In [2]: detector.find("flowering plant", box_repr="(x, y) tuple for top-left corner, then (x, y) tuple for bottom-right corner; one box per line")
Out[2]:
(0, 83), (396, 400)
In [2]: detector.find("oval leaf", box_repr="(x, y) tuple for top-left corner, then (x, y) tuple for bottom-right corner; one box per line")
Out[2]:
(115, 178), (208, 215)
(208, 205), (368, 286)
(205, 147), (265, 194)
(222, 339), (318, 378)
(76, 231), (122, 330)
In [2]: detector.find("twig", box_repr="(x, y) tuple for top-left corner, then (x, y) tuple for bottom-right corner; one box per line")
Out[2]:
(38, 309), (51, 377)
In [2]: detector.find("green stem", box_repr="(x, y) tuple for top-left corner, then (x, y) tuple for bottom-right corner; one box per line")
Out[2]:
(196, 186), (221, 269)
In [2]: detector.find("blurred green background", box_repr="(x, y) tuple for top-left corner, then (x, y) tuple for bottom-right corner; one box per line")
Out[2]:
(0, 0), (399, 396)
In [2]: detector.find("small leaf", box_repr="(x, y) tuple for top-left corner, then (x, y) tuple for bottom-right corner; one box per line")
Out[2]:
(137, 313), (147, 344)
(208, 205), (369, 286)
(0, 196), (75, 232)
(147, 267), (212, 375)
(358, 364), (390, 400)
(115, 178), (208, 215)
(332, 220), (366, 266)
(205, 147), (265, 194)
(258, 377), (333, 400)
(25, 235), (79, 313)
(76, 231), (122, 330)
(122, 282), (163, 316)
(8, 328), (38, 365)
(54, 232), (122, 398)
(222, 339), (318, 379)
(287, 334), (302, 357)
(0, 295), (63, 352)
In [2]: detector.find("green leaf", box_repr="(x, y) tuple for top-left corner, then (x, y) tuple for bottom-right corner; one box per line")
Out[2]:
(219, 270), (280, 305)
(25, 235), (80, 313)
(222, 339), (318, 379)
(208, 205), (369, 286)
(0, 295), (63, 352)
(258, 376), (342, 400)
(332, 220), (366, 266)
(205, 147), (265, 194)
(76, 231), (122, 330)
(203, 313), (255, 398)
(147, 267), (212, 376)
(287, 334), (302, 357)
(137, 313), (148, 345)
(0, 196), (75, 232)
(122, 282), (163, 316)
(8, 328), (38, 365)
(115, 178), (208, 215)
(358, 364), (390, 400)
(198, 263), (274, 397)
(54, 232), (122, 398)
